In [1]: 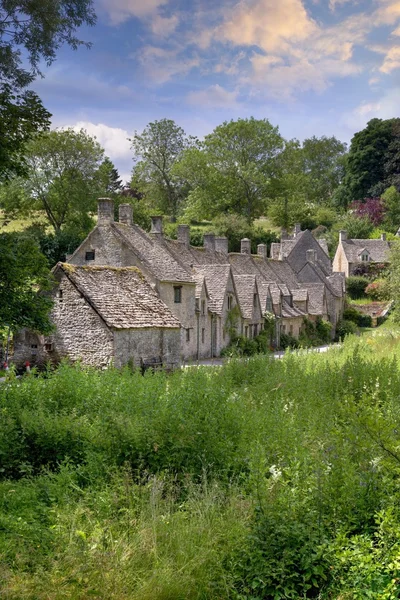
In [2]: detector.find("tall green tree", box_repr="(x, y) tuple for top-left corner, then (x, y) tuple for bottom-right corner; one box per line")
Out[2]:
(176, 117), (284, 223)
(97, 157), (123, 197)
(342, 118), (400, 201)
(1, 129), (105, 234)
(131, 119), (197, 220)
(382, 186), (400, 232)
(301, 136), (347, 204)
(0, 0), (96, 180)
(0, 232), (53, 332)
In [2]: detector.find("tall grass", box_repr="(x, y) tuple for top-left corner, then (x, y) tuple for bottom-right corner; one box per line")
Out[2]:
(2, 332), (400, 598)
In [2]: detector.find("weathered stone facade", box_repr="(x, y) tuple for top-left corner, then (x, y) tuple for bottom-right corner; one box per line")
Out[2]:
(14, 205), (345, 368)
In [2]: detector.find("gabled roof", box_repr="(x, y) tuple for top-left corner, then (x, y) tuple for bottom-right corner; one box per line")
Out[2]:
(267, 259), (300, 289)
(163, 239), (227, 267)
(282, 300), (306, 318)
(233, 274), (259, 320)
(192, 264), (232, 314)
(192, 272), (209, 299)
(292, 289), (308, 303)
(112, 223), (194, 283)
(56, 264), (180, 329)
(301, 283), (326, 316)
(341, 238), (390, 263)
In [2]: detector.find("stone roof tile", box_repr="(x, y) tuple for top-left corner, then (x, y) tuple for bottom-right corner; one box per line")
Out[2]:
(192, 264), (231, 314)
(112, 223), (193, 283)
(59, 264), (180, 329)
(341, 239), (391, 263)
(233, 274), (257, 320)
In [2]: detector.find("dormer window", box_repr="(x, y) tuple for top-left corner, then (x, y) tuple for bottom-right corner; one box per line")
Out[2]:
(361, 252), (370, 262)
(201, 300), (206, 315)
(227, 295), (233, 310)
(253, 293), (257, 308)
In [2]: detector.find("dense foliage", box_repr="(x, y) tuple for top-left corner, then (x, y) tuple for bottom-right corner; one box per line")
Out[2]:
(0, 231), (53, 332)
(3, 332), (400, 597)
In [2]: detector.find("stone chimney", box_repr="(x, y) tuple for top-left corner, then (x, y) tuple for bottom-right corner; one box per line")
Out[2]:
(281, 228), (289, 240)
(381, 232), (387, 241)
(270, 242), (281, 260)
(257, 244), (267, 259)
(339, 230), (347, 242)
(215, 236), (228, 254)
(203, 233), (215, 251)
(150, 216), (163, 238)
(294, 223), (301, 237)
(241, 238), (251, 255)
(177, 225), (190, 247)
(306, 249), (316, 264)
(97, 198), (114, 225)
(118, 203), (133, 226)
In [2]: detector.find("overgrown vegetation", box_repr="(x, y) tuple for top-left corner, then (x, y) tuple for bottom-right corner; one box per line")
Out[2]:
(3, 332), (400, 597)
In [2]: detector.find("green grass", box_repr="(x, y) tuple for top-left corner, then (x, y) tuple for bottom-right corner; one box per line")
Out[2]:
(0, 210), (48, 233)
(2, 332), (400, 598)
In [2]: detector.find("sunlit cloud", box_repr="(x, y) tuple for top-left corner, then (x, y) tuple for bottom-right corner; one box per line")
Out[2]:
(187, 84), (239, 108)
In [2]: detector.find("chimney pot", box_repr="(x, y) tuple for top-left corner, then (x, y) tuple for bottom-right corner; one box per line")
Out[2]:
(241, 238), (251, 255)
(257, 243), (267, 259)
(294, 223), (301, 236)
(270, 242), (281, 260)
(177, 224), (190, 247)
(97, 198), (114, 225)
(281, 228), (289, 240)
(203, 233), (215, 251)
(150, 216), (163, 237)
(381, 232), (387, 241)
(215, 236), (228, 254)
(339, 230), (347, 242)
(118, 203), (133, 226)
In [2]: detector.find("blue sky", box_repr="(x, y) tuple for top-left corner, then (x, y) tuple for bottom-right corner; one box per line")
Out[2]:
(32, 0), (400, 183)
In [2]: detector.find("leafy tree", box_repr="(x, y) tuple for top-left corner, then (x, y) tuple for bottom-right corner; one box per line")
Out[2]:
(0, 85), (51, 180)
(1, 129), (105, 234)
(343, 118), (400, 201)
(177, 117), (285, 223)
(97, 157), (123, 197)
(301, 135), (347, 204)
(131, 119), (197, 220)
(0, 231), (53, 332)
(351, 197), (384, 226)
(382, 186), (400, 232)
(334, 214), (374, 239)
(0, 0), (96, 89)
(0, 0), (96, 180)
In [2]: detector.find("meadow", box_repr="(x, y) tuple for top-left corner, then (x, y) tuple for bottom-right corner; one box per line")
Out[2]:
(2, 331), (400, 599)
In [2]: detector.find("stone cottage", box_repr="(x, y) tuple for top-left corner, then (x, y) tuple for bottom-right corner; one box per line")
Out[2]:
(14, 202), (345, 366)
(333, 231), (391, 277)
(13, 263), (181, 369)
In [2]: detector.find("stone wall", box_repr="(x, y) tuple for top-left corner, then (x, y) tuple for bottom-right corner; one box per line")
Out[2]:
(158, 282), (197, 360)
(113, 328), (180, 369)
(50, 275), (114, 367)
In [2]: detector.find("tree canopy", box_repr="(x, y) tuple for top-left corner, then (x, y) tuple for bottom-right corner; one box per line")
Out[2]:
(0, 0), (96, 180)
(131, 119), (197, 220)
(0, 0), (96, 89)
(342, 118), (400, 202)
(0, 231), (53, 332)
(177, 117), (284, 223)
(1, 128), (105, 234)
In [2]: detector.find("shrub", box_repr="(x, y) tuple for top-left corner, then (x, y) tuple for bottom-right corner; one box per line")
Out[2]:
(280, 332), (299, 349)
(365, 278), (391, 301)
(343, 307), (372, 327)
(346, 275), (369, 299)
(336, 319), (358, 339)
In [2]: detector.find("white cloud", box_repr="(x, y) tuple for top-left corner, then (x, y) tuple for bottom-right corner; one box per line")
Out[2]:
(187, 84), (239, 108)
(218, 0), (317, 55)
(68, 121), (132, 161)
(137, 45), (199, 83)
(379, 45), (400, 72)
(99, 0), (168, 25)
(343, 89), (400, 130)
